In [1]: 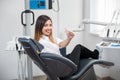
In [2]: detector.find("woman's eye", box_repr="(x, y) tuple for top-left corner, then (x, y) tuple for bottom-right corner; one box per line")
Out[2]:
(50, 24), (52, 26)
(44, 24), (52, 27)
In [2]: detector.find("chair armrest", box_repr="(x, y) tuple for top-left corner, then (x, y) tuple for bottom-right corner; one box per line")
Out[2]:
(63, 59), (114, 80)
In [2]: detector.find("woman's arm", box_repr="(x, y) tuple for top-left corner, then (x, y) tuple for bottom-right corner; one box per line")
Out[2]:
(59, 29), (75, 48)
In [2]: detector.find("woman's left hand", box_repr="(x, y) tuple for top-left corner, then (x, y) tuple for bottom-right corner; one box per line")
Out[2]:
(59, 29), (75, 48)
(65, 29), (75, 40)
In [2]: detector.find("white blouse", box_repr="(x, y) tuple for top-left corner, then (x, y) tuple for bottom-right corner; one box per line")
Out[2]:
(39, 35), (62, 55)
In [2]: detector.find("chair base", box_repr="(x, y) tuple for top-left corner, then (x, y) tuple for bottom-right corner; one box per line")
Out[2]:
(77, 67), (97, 80)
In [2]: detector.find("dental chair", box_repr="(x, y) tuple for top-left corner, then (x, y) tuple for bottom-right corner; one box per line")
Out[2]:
(18, 38), (114, 80)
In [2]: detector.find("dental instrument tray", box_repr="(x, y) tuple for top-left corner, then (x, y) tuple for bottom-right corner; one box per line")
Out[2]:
(101, 37), (120, 43)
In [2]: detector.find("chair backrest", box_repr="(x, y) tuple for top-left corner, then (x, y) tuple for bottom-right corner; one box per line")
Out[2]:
(18, 38), (45, 65)
(18, 38), (77, 80)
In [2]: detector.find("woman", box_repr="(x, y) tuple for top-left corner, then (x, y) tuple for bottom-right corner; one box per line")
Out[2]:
(34, 15), (99, 66)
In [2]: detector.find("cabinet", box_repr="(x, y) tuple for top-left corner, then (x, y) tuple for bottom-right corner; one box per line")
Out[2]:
(95, 40), (120, 80)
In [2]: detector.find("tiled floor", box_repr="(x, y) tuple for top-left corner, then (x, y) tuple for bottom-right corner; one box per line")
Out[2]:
(14, 75), (114, 80)
(97, 76), (115, 80)
(34, 75), (115, 80)
(33, 75), (47, 80)
(101, 77), (115, 80)
(13, 75), (47, 80)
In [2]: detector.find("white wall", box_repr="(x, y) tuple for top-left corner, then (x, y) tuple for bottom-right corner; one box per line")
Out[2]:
(83, 0), (102, 50)
(0, 0), (24, 80)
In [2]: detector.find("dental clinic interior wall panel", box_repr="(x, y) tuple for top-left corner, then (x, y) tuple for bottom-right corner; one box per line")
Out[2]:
(58, 0), (83, 54)
(0, 0), (24, 80)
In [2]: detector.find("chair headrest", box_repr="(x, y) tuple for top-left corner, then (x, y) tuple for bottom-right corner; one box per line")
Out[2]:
(18, 37), (46, 66)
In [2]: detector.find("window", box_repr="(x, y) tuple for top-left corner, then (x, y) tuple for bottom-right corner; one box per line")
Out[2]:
(90, 0), (120, 38)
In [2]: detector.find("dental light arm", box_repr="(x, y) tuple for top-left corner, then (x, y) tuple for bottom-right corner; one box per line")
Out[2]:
(82, 19), (120, 27)
(82, 10), (120, 26)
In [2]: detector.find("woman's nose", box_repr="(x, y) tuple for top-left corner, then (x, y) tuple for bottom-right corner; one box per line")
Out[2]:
(48, 26), (52, 29)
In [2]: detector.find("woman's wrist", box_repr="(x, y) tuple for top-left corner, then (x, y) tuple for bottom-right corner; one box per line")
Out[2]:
(67, 37), (72, 41)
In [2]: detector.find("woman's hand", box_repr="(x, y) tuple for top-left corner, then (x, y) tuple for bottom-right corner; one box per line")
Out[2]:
(59, 29), (75, 48)
(65, 29), (75, 40)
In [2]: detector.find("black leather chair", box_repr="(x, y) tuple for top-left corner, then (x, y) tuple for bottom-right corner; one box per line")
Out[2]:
(18, 38), (114, 80)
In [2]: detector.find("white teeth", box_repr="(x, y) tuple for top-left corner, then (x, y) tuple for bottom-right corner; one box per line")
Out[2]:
(46, 30), (50, 33)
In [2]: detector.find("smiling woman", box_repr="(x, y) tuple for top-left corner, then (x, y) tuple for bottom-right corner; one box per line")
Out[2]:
(34, 15), (100, 67)
(42, 20), (53, 36)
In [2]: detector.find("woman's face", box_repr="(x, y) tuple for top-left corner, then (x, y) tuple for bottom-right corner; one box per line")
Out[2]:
(42, 20), (52, 36)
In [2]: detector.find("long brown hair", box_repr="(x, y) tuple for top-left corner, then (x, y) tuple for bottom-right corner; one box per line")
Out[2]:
(34, 15), (55, 43)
